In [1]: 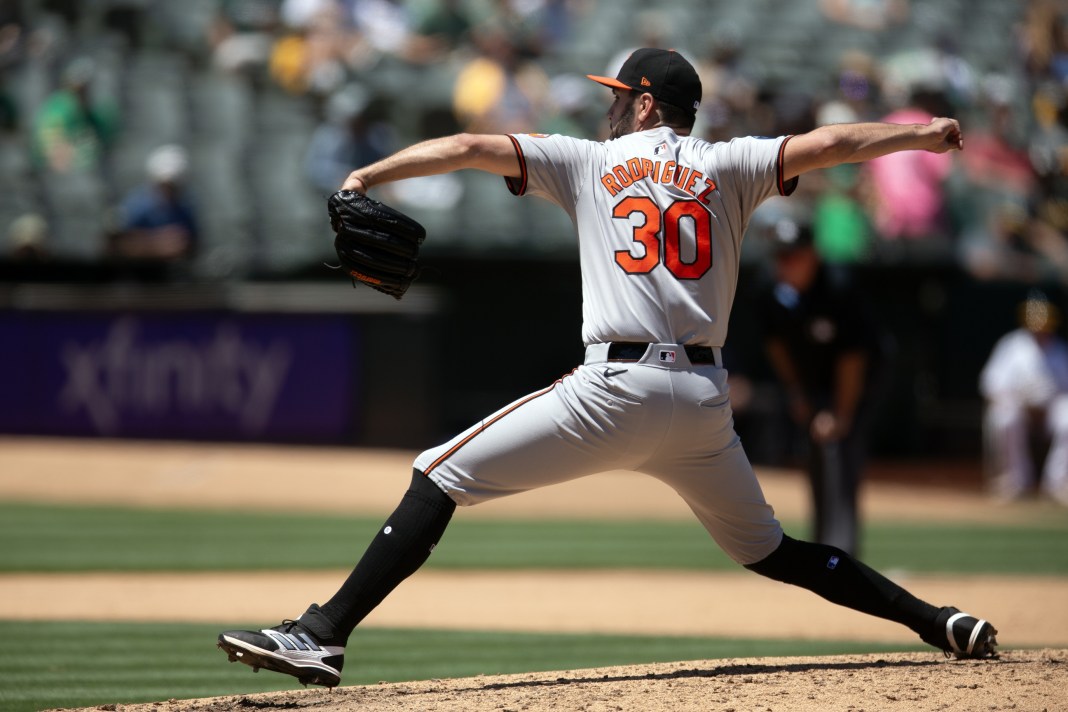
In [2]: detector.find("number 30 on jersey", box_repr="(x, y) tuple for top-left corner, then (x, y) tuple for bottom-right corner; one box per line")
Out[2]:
(612, 197), (712, 280)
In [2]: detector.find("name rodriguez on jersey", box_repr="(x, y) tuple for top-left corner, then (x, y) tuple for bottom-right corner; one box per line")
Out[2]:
(599, 157), (717, 204)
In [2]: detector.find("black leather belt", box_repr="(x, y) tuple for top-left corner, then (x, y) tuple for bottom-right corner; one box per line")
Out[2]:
(606, 342), (720, 365)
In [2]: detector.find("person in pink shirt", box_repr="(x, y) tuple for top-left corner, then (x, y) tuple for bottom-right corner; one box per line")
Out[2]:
(863, 93), (955, 241)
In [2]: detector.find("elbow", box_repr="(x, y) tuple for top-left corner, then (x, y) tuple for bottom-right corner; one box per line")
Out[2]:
(454, 133), (488, 161)
(454, 132), (479, 152)
(453, 132), (515, 174)
(442, 132), (485, 170)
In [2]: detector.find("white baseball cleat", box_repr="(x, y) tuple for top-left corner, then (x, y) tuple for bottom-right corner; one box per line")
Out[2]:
(922, 606), (999, 659)
(218, 604), (345, 687)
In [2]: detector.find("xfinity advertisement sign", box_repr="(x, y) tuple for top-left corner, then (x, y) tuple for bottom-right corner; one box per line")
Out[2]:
(0, 312), (356, 441)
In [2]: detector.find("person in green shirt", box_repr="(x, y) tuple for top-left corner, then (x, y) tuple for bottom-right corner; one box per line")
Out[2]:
(31, 57), (118, 175)
(813, 164), (871, 263)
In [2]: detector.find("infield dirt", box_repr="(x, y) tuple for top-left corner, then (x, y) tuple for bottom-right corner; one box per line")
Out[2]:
(46, 650), (1068, 712)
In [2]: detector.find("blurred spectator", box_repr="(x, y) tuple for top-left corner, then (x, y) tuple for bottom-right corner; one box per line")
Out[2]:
(770, 88), (817, 138)
(269, 29), (310, 94)
(281, 0), (338, 28)
(980, 292), (1068, 505)
(813, 165), (871, 263)
(861, 88), (955, 247)
(819, 0), (909, 31)
(1020, 0), (1068, 82)
(348, 0), (413, 62)
(529, 0), (582, 54)
(303, 84), (392, 194)
(694, 29), (760, 142)
(30, 57), (118, 176)
(536, 73), (594, 137)
(108, 145), (199, 261)
(411, 0), (474, 60)
(6, 213), (50, 261)
(1047, 16), (1068, 83)
(959, 199), (1068, 285)
(1028, 82), (1068, 266)
(760, 219), (894, 555)
(270, 0), (350, 96)
(474, 0), (549, 60)
(808, 100), (871, 263)
(482, 0), (586, 57)
(880, 38), (978, 112)
(209, 0), (281, 75)
(961, 76), (1034, 202)
(0, 0), (1036, 272)
(452, 30), (549, 133)
(29, 56), (119, 258)
(951, 74), (1063, 283)
(830, 51), (882, 122)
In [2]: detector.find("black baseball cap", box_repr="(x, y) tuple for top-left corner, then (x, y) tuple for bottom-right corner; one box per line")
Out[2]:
(587, 48), (702, 115)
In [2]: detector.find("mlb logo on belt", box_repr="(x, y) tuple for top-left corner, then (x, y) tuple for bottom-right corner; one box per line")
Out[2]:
(659, 350), (677, 363)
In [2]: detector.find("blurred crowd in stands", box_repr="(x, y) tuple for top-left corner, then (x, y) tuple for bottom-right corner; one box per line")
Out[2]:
(0, 0), (1065, 284)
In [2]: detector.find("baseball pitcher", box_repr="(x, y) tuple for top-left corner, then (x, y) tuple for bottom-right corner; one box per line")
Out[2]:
(218, 49), (997, 688)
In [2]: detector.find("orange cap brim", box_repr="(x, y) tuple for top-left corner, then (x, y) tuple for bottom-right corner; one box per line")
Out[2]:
(586, 74), (632, 91)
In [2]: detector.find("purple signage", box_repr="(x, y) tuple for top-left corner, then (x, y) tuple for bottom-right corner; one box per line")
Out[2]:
(0, 312), (357, 441)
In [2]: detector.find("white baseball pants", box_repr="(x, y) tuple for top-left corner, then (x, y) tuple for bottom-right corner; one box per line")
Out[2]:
(415, 343), (784, 565)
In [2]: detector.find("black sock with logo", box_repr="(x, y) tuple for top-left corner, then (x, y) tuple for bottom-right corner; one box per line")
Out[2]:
(318, 469), (456, 643)
(743, 534), (939, 634)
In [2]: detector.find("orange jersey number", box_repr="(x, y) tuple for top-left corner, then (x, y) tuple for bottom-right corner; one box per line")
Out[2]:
(613, 197), (712, 280)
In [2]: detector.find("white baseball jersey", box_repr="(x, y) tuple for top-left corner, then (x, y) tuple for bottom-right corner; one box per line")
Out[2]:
(504, 127), (796, 347)
(415, 127), (797, 565)
(980, 328), (1068, 502)
(980, 328), (1068, 407)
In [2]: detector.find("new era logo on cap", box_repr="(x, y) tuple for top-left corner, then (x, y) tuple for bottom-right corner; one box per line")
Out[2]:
(586, 48), (702, 116)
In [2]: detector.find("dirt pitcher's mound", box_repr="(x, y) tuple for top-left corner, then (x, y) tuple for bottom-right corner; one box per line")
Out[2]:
(50, 649), (1066, 712)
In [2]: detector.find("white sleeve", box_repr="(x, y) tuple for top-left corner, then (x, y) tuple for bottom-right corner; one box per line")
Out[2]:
(980, 332), (1043, 402)
(504, 133), (599, 213)
(714, 135), (798, 219)
(979, 337), (1012, 400)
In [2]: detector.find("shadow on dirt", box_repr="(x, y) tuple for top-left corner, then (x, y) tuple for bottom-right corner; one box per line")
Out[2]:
(471, 657), (955, 692)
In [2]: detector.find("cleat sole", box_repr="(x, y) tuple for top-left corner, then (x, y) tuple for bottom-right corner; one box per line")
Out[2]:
(217, 635), (340, 688)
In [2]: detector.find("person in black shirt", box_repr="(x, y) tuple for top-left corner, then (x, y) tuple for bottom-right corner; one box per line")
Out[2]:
(761, 218), (892, 556)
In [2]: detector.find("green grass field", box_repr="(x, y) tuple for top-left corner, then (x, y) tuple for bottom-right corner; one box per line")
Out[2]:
(1, 503), (1067, 574)
(1, 501), (1065, 711)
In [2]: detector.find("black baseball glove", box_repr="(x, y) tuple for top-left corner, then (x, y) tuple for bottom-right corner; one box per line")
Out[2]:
(327, 190), (426, 299)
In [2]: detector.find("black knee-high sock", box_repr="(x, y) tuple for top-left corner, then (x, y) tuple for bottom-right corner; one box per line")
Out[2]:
(318, 470), (456, 642)
(744, 534), (940, 634)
